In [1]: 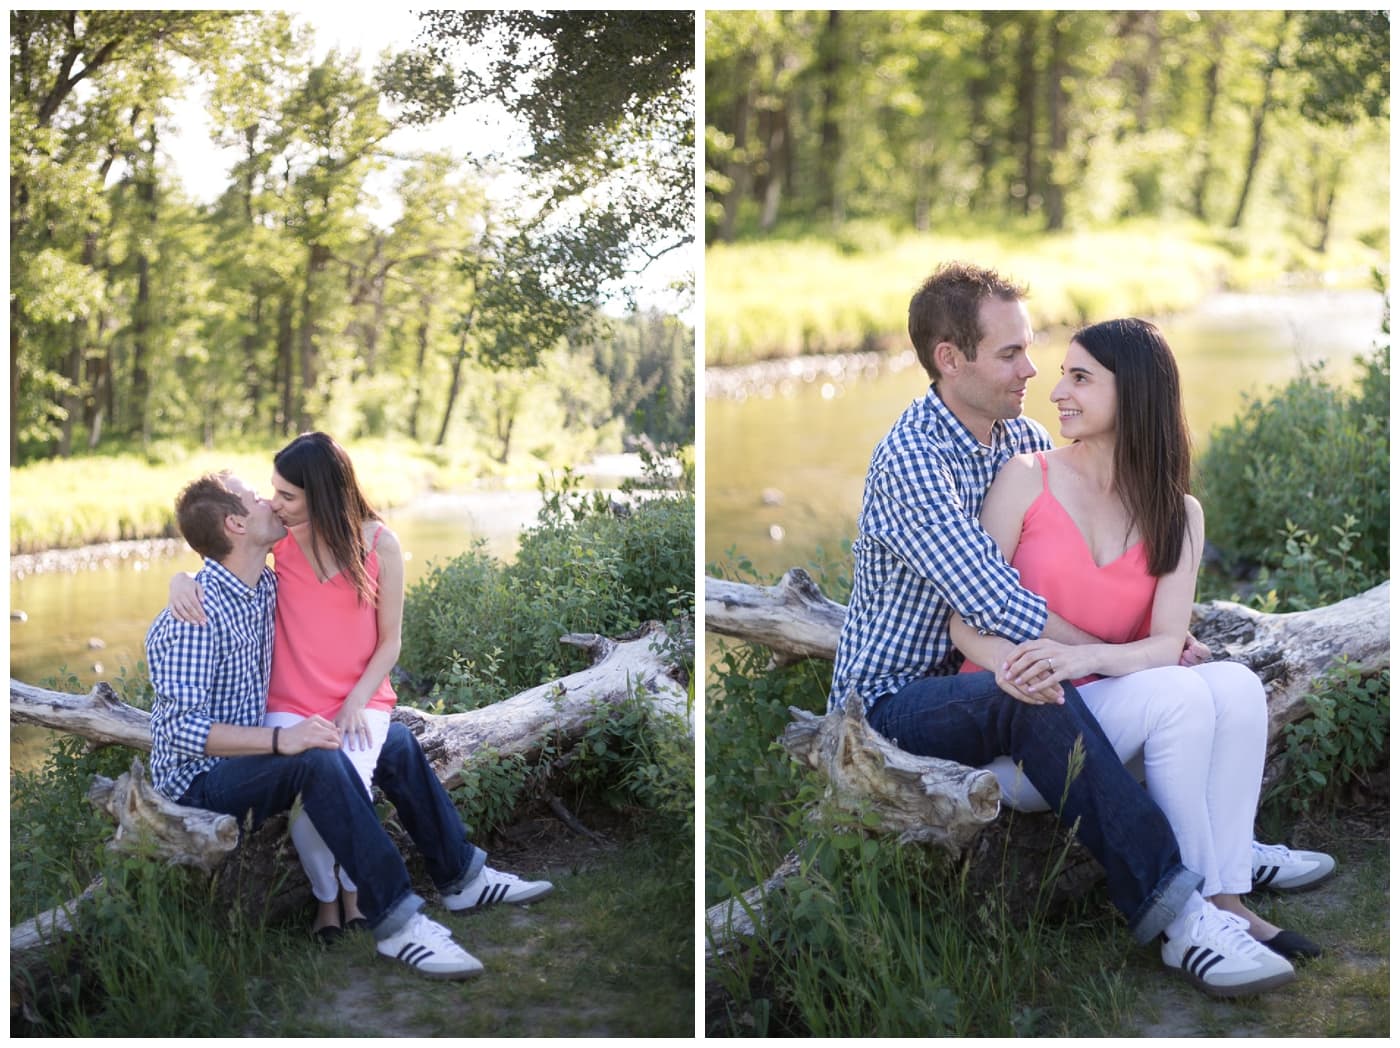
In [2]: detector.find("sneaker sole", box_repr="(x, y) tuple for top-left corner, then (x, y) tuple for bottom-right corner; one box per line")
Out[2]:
(376, 953), (484, 981)
(1182, 966), (1296, 999)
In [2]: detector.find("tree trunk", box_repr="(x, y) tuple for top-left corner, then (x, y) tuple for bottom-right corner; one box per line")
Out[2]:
(296, 242), (331, 431)
(1229, 14), (1293, 230)
(10, 623), (689, 984)
(1042, 14), (1068, 231)
(1190, 50), (1222, 221)
(1014, 13), (1040, 215)
(815, 10), (843, 227)
(408, 311), (430, 441)
(706, 569), (1389, 748)
(718, 60), (755, 243)
(435, 327), (470, 447)
(275, 291), (295, 437)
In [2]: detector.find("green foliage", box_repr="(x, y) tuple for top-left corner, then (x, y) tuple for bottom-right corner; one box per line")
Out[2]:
(449, 747), (534, 836)
(9, 733), (136, 923)
(709, 792), (1115, 1037)
(564, 689), (695, 849)
(1195, 341), (1389, 607)
(401, 468), (694, 707)
(1267, 661), (1389, 817)
(706, 10), (1389, 246)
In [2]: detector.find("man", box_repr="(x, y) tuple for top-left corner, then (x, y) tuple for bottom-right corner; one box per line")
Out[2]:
(830, 262), (1325, 996)
(146, 471), (549, 981)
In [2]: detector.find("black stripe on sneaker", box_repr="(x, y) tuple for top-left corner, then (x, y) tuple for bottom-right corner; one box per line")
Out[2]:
(1182, 945), (1225, 980)
(475, 886), (491, 907)
(1254, 865), (1279, 887)
(490, 883), (508, 905)
(399, 944), (434, 967)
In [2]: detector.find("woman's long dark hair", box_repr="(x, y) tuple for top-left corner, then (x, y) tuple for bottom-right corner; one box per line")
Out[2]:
(1071, 318), (1192, 577)
(273, 432), (381, 605)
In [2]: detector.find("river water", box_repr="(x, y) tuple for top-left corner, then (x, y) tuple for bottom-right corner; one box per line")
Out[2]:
(705, 288), (1387, 580)
(9, 458), (649, 771)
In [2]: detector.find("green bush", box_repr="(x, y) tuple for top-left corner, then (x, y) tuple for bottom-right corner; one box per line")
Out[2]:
(401, 471), (694, 710)
(1266, 660), (1390, 817)
(1195, 341), (1389, 607)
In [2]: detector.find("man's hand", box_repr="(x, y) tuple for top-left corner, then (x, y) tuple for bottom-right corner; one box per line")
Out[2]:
(279, 715), (342, 754)
(1179, 632), (1212, 667)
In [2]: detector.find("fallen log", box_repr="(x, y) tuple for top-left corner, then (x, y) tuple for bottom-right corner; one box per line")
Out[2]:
(706, 570), (1390, 748)
(703, 571), (1389, 958)
(10, 620), (689, 1000)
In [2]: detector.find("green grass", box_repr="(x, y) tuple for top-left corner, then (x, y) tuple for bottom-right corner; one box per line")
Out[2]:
(705, 218), (1386, 366)
(15, 813), (693, 1038)
(706, 812), (1388, 1037)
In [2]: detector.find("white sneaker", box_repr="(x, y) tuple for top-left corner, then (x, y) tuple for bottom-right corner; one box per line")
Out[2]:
(442, 865), (554, 912)
(1161, 904), (1296, 997)
(1252, 841), (1337, 892)
(375, 912), (483, 980)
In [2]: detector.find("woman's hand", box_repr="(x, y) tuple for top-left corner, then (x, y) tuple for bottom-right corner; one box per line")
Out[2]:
(334, 700), (372, 752)
(170, 573), (207, 625)
(1001, 640), (1089, 695)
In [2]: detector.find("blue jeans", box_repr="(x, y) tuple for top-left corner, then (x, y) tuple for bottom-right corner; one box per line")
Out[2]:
(867, 671), (1201, 943)
(372, 722), (485, 896)
(179, 722), (483, 941)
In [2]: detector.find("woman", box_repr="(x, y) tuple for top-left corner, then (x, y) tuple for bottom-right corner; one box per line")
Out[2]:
(172, 432), (407, 940)
(949, 318), (1331, 963)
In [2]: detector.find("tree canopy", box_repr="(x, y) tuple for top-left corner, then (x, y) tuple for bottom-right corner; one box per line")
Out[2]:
(8, 10), (695, 465)
(705, 10), (1389, 244)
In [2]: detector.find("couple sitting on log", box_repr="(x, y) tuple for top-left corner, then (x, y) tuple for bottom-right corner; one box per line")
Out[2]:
(829, 262), (1334, 998)
(146, 431), (550, 981)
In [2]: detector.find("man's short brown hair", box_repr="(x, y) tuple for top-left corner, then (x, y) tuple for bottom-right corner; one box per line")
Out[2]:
(175, 472), (247, 560)
(908, 262), (1028, 380)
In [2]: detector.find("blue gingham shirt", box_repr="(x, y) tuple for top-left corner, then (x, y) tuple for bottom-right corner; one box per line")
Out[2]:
(830, 386), (1053, 713)
(146, 558), (278, 800)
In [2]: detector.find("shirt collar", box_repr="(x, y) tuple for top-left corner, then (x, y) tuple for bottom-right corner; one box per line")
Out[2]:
(922, 384), (1009, 456)
(200, 556), (270, 600)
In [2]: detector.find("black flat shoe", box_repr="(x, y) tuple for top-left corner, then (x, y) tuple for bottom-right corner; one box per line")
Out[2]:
(313, 923), (344, 946)
(1262, 929), (1323, 961)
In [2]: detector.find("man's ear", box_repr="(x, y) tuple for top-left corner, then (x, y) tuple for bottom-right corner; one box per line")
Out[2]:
(932, 340), (963, 380)
(225, 513), (247, 537)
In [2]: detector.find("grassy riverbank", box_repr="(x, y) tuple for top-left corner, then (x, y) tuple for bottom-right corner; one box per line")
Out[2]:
(705, 219), (1386, 366)
(9, 438), (683, 556)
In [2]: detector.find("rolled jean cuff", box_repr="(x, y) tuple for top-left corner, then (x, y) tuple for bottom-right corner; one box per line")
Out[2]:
(372, 889), (426, 942)
(440, 846), (487, 896)
(1127, 863), (1203, 945)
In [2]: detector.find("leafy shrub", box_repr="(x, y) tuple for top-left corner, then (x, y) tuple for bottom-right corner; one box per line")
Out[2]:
(401, 469), (694, 709)
(1266, 660), (1389, 816)
(1196, 341), (1389, 606)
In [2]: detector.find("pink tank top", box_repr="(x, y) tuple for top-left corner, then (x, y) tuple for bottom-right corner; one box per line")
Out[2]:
(962, 453), (1156, 685)
(266, 524), (397, 717)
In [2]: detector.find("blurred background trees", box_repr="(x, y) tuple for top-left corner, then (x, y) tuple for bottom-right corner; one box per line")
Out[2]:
(705, 10), (1388, 246)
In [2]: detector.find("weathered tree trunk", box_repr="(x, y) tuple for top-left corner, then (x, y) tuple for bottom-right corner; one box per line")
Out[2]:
(10, 623), (689, 987)
(707, 570), (1389, 748)
(704, 570), (1389, 957)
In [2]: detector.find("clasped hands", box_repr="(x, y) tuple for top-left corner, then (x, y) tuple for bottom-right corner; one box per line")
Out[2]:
(994, 633), (1212, 706)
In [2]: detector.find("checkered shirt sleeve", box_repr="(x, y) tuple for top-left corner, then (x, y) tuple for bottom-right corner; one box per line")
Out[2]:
(146, 560), (277, 800)
(830, 391), (1052, 713)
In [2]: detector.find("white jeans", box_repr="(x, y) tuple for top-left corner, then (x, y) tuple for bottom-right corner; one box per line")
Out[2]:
(264, 708), (392, 902)
(985, 661), (1267, 897)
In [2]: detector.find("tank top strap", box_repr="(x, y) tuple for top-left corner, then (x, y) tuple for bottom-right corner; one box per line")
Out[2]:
(1035, 451), (1050, 490)
(367, 522), (384, 553)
